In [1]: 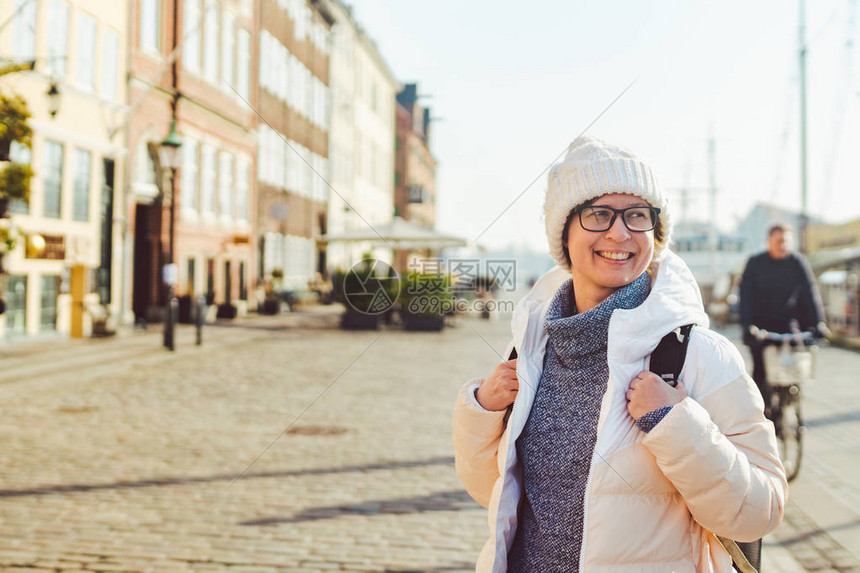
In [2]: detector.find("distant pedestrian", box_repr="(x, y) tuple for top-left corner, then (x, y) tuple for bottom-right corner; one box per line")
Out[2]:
(453, 136), (786, 572)
(739, 224), (827, 417)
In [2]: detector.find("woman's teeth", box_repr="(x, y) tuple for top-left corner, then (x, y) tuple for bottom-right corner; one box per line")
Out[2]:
(597, 251), (632, 261)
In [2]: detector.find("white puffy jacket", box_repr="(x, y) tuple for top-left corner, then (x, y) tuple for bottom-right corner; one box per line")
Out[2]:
(452, 251), (787, 572)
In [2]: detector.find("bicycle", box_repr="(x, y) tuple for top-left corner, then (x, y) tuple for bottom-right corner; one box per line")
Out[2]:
(754, 328), (818, 482)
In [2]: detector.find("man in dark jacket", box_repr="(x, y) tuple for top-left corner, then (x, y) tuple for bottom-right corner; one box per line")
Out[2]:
(740, 224), (826, 417)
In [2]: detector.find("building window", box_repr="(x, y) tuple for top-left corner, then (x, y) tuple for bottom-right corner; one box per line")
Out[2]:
(47, 0), (69, 77)
(8, 142), (31, 214)
(12, 0), (36, 60)
(218, 151), (233, 220)
(5, 275), (27, 336)
(183, 0), (201, 72)
(223, 260), (232, 302)
(203, 0), (219, 83)
(40, 275), (60, 332)
(43, 141), (64, 219)
(101, 28), (119, 100)
(75, 12), (96, 91)
(186, 257), (196, 295)
(181, 137), (199, 212)
(236, 154), (249, 222)
(221, 10), (234, 90)
(72, 149), (92, 221)
(200, 144), (215, 216)
(237, 29), (250, 100)
(139, 0), (160, 53)
(239, 261), (246, 301)
(206, 257), (215, 304)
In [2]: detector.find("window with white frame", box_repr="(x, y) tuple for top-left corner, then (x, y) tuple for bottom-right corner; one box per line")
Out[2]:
(72, 149), (91, 221)
(257, 126), (269, 183)
(236, 155), (249, 222)
(43, 141), (64, 219)
(201, 144), (216, 216)
(47, 0), (69, 77)
(183, 0), (201, 72)
(237, 29), (250, 100)
(301, 145), (312, 198)
(287, 53), (299, 106)
(277, 41), (287, 102)
(218, 151), (233, 220)
(75, 13), (96, 91)
(258, 31), (267, 91)
(288, 143), (300, 195)
(294, 2), (309, 41)
(139, 0), (160, 53)
(302, 67), (312, 118)
(101, 28), (119, 100)
(263, 231), (284, 276)
(181, 137), (199, 212)
(203, 0), (219, 83)
(8, 142), (31, 214)
(12, 0), (36, 60)
(221, 10), (234, 89)
(284, 235), (313, 288)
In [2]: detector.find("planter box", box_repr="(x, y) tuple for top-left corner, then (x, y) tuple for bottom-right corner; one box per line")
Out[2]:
(177, 295), (193, 324)
(216, 303), (238, 319)
(340, 312), (379, 330)
(260, 299), (280, 315)
(403, 315), (445, 332)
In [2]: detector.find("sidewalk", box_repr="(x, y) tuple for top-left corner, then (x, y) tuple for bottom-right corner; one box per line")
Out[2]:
(0, 304), (344, 386)
(829, 333), (860, 353)
(0, 313), (856, 572)
(723, 324), (860, 573)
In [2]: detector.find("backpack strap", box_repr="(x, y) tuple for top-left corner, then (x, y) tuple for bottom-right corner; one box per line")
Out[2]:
(648, 324), (694, 388)
(717, 536), (759, 573)
(648, 324), (761, 573)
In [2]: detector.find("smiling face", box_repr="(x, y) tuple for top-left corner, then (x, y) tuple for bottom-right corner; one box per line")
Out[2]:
(564, 193), (656, 312)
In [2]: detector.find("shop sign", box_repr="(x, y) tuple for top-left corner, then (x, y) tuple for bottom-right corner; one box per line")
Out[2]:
(26, 233), (65, 260)
(806, 219), (860, 252)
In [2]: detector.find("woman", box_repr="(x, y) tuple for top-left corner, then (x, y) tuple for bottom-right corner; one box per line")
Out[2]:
(452, 137), (786, 572)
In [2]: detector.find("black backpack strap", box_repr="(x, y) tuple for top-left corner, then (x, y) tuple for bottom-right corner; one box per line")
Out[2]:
(649, 324), (761, 573)
(648, 324), (694, 388)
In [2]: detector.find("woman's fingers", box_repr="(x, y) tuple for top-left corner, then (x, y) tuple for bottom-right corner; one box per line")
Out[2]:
(626, 370), (688, 420)
(477, 359), (521, 411)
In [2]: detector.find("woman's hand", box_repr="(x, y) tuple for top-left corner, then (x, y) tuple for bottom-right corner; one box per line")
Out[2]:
(626, 371), (688, 420)
(476, 359), (519, 412)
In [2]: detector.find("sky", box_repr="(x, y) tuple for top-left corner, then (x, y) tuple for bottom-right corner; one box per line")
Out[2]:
(347, 0), (860, 252)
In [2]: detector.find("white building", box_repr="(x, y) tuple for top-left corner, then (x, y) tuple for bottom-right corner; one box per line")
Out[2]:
(0, 0), (128, 339)
(326, 1), (399, 271)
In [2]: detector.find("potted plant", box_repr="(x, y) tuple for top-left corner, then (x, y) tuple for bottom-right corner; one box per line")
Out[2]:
(0, 93), (33, 217)
(216, 301), (238, 319)
(334, 261), (400, 330)
(399, 271), (452, 332)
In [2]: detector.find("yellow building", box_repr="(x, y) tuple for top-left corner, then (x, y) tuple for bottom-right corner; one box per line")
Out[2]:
(0, 0), (128, 339)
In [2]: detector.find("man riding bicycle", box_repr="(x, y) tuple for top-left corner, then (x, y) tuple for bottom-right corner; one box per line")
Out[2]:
(739, 224), (827, 419)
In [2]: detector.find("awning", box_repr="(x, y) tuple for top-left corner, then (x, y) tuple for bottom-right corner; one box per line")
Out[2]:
(319, 217), (467, 250)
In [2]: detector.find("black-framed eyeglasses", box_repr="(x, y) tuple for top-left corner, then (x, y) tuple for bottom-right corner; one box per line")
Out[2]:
(575, 205), (661, 232)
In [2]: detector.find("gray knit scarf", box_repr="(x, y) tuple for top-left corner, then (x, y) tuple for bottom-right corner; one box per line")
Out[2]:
(507, 272), (650, 572)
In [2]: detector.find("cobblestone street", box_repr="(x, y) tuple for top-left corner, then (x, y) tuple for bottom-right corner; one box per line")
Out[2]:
(0, 310), (858, 572)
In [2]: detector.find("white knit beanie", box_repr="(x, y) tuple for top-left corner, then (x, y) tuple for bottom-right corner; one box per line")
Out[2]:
(544, 136), (672, 269)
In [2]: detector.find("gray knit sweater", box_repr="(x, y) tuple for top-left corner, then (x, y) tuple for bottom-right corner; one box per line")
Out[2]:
(507, 273), (650, 572)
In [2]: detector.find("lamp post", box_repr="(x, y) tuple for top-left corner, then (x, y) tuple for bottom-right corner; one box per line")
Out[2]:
(46, 81), (60, 119)
(159, 119), (182, 350)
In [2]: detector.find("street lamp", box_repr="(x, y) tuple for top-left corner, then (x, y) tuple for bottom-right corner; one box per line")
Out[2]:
(159, 119), (182, 351)
(46, 81), (60, 119)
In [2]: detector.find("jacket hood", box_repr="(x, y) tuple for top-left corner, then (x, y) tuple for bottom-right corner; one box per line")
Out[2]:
(514, 250), (709, 363)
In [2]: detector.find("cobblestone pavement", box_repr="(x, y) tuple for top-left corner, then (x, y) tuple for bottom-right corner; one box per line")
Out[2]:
(0, 311), (857, 572)
(728, 324), (860, 573)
